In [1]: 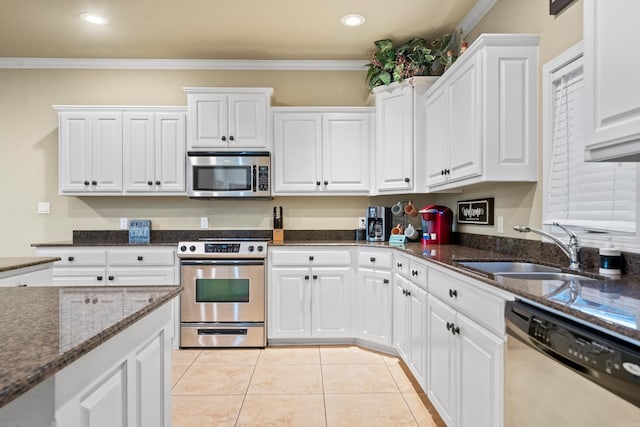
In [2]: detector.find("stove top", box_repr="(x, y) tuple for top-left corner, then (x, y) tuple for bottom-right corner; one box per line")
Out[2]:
(177, 240), (267, 258)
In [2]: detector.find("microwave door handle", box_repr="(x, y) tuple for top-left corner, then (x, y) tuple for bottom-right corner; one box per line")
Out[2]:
(252, 165), (257, 192)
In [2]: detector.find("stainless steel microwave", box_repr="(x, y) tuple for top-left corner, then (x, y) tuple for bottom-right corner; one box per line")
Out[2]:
(187, 151), (271, 199)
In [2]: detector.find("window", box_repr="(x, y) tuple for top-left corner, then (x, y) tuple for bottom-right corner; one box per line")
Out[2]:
(542, 43), (639, 251)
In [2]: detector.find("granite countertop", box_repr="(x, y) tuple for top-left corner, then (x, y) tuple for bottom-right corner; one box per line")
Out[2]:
(0, 257), (61, 273)
(275, 240), (640, 343)
(0, 285), (181, 409)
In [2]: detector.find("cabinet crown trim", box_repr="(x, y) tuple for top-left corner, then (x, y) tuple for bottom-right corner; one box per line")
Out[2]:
(53, 105), (187, 112)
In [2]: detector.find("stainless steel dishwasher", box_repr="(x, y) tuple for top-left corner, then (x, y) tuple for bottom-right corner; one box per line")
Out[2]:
(505, 300), (640, 427)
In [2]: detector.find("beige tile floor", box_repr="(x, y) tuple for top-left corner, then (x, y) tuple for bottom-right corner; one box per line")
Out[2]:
(172, 345), (443, 427)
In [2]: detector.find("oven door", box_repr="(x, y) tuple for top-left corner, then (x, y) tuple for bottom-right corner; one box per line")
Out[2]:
(180, 259), (265, 323)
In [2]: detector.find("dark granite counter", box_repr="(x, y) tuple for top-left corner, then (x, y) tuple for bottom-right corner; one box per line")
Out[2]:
(0, 257), (61, 273)
(0, 285), (181, 409)
(273, 240), (640, 343)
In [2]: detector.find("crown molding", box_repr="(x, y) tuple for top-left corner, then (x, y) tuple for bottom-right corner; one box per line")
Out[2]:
(0, 57), (368, 71)
(458, 0), (498, 36)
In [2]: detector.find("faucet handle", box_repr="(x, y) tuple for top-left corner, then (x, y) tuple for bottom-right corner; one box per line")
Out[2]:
(552, 222), (579, 240)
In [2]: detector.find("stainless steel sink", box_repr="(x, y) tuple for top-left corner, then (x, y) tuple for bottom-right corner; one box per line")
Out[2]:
(494, 272), (597, 281)
(457, 261), (562, 274)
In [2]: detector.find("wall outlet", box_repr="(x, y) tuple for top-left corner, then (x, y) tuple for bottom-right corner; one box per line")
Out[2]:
(358, 217), (367, 229)
(200, 217), (208, 229)
(37, 202), (50, 214)
(497, 216), (504, 234)
(120, 217), (128, 230)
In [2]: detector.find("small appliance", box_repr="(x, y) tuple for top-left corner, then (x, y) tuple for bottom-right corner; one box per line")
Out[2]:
(419, 205), (453, 244)
(366, 206), (392, 242)
(187, 151), (271, 199)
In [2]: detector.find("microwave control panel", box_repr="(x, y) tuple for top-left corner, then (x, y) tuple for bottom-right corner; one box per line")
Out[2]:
(258, 166), (269, 191)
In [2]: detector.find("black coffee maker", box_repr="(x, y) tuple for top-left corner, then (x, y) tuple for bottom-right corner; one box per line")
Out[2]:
(366, 206), (392, 242)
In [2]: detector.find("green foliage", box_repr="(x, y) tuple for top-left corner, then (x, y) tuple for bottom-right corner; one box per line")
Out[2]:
(365, 32), (460, 90)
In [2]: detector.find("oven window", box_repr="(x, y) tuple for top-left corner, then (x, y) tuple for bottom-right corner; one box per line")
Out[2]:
(193, 166), (251, 191)
(195, 278), (250, 303)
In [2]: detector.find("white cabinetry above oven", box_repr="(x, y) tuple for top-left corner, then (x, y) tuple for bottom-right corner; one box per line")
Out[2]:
(55, 106), (187, 196)
(272, 107), (373, 195)
(184, 87), (273, 151)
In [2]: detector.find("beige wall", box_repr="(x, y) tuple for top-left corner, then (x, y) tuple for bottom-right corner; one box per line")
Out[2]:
(0, 0), (583, 256)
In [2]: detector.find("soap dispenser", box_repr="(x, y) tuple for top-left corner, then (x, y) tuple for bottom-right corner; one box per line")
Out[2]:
(599, 240), (622, 276)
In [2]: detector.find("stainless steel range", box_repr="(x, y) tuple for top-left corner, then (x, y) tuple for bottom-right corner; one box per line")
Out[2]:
(177, 239), (267, 348)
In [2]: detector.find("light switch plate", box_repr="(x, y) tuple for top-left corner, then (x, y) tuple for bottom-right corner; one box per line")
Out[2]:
(358, 217), (367, 229)
(37, 202), (50, 214)
(120, 217), (128, 230)
(200, 217), (208, 229)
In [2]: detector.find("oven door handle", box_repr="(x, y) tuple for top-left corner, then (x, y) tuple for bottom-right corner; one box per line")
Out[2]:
(180, 260), (264, 266)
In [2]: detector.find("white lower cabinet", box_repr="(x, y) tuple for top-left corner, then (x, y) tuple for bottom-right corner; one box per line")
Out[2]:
(427, 268), (505, 427)
(268, 247), (353, 340)
(355, 249), (393, 347)
(0, 264), (54, 287)
(55, 302), (172, 427)
(393, 272), (428, 389)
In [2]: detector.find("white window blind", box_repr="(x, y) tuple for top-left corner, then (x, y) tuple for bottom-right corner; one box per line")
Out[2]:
(545, 57), (637, 235)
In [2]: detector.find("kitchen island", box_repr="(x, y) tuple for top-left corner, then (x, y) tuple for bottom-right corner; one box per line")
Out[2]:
(0, 284), (181, 427)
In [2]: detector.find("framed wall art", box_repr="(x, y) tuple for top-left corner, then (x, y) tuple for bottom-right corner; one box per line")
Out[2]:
(550, 0), (574, 15)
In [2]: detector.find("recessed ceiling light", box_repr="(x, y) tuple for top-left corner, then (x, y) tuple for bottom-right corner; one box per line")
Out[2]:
(80, 13), (108, 25)
(341, 14), (366, 27)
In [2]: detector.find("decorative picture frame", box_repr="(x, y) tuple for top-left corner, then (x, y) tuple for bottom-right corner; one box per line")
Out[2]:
(456, 198), (494, 225)
(550, 0), (574, 15)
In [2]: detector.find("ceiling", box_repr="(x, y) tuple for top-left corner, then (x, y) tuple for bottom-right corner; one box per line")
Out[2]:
(0, 0), (477, 60)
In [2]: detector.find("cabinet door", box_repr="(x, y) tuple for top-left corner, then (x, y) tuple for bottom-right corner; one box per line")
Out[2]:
(91, 112), (123, 192)
(155, 112), (186, 192)
(408, 282), (428, 389)
(59, 112), (93, 192)
(458, 313), (504, 427)
(357, 268), (392, 346)
(268, 268), (311, 338)
(376, 87), (414, 192)
(311, 267), (352, 338)
(77, 365), (127, 427)
(424, 85), (449, 187)
(228, 93), (268, 148)
(273, 113), (322, 193)
(584, 0), (640, 161)
(123, 112), (155, 192)
(188, 93), (228, 149)
(447, 55), (482, 183)
(393, 272), (411, 361)
(322, 113), (371, 193)
(427, 296), (457, 427)
(136, 332), (168, 427)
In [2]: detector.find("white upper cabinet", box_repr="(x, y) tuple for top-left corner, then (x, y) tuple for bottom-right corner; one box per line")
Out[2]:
(423, 34), (539, 191)
(184, 88), (272, 151)
(373, 77), (438, 194)
(59, 111), (123, 193)
(272, 107), (373, 195)
(584, 0), (640, 161)
(56, 106), (186, 196)
(123, 111), (186, 193)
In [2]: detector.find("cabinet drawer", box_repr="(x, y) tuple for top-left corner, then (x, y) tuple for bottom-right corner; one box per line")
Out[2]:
(108, 248), (176, 266)
(269, 249), (351, 266)
(428, 268), (505, 334)
(37, 248), (107, 266)
(394, 254), (410, 276)
(409, 259), (428, 289)
(358, 250), (392, 269)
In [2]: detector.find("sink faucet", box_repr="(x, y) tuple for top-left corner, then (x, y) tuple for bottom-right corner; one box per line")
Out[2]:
(513, 222), (581, 270)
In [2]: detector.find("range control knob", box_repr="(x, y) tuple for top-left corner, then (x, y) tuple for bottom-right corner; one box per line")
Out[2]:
(248, 245), (255, 252)
(257, 245), (264, 252)
(189, 245), (196, 252)
(180, 245), (187, 252)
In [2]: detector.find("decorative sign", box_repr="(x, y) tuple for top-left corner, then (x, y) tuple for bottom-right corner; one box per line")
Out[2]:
(550, 0), (574, 15)
(457, 198), (494, 225)
(129, 219), (151, 244)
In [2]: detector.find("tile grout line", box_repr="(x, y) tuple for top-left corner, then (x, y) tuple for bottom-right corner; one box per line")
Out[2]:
(233, 349), (262, 426)
(171, 350), (202, 392)
(318, 346), (329, 427)
(382, 358), (422, 427)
